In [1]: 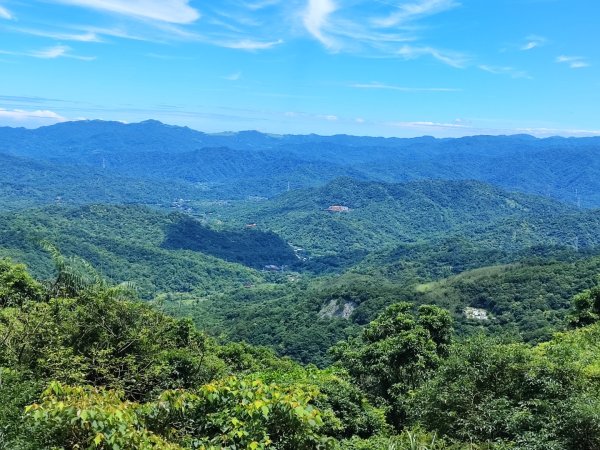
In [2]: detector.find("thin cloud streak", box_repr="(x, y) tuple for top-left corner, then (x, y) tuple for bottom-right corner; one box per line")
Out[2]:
(218, 38), (283, 50)
(50, 0), (201, 24)
(350, 82), (460, 92)
(9, 27), (102, 42)
(479, 64), (531, 79)
(388, 120), (468, 129)
(30, 45), (95, 60)
(372, 0), (460, 28)
(0, 45), (95, 61)
(556, 55), (590, 69)
(397, 45), (468, 68)
(0, 4), (13, 19)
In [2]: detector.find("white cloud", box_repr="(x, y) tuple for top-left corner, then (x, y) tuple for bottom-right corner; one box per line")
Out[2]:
(389, 120), (468, 129)
(570, 61), (589, 69)
(478, 64), (531, 79)
(52, 0), (200, 24)
(397, 45), (467, 68)
(556, 55), (590, 69)
(515, 127), (600, 137)
(0, 108), (68, 127)
(0, 5), (13, 19)
(0, 45), (95, 61)
(303, 0), (338, 49)
(520, 35), (546, 51)
(219, 38), (283, 50)
(29, 45), (95, 61)
(31, 45), (71, 59)
(372, 0), (459, 28)
(350, 82), (460, 92)
(18, 0), (464, 60)
(299, 0), (458, 57)
(11, 27), (102, 42)
(283, 111), (338, 122)
(74, 25), (160, 42)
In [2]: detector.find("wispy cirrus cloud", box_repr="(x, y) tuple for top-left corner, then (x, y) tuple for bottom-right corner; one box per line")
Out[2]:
(0, 45), (95, 61)
(9, 27), (102, 42)
(371, 0), (459, 28)
(299, 0), (463, 62)
(219, 38), (283, 50)
(388, 120), (468, 130)
(556, 55), (589, 69)
(520, 35), (546, 51)
(0, 4), (13, 20)
(479, 64), (531, 79)
(37, 2), (286, 51)
(303, 0), (338, 49)
(397, 45), (468, 68)
(72, 25), (163, 43)
(4, 0), (466, 61)
(50, 0), (200, 24)
(31, 44), (95, 60)
(350, 82), (460, 92)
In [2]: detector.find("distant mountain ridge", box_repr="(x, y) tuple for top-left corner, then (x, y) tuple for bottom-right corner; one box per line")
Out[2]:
(1, 120), (600, 205)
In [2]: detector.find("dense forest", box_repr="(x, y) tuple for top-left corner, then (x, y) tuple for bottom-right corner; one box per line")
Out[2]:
(3, 256), (600, 449)
(3, 121), (600, 448)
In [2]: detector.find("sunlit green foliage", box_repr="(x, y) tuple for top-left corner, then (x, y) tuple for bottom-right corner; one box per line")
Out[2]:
(0, 258), (43, 306)
(569, 285), (600, 327)
(3, 236), (600, 448)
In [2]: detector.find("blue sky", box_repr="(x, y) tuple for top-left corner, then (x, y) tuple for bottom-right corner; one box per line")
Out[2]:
(0, 0), (598, 137)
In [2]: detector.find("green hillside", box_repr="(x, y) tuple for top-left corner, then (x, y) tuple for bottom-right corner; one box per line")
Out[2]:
(0, 205), (271, 296)
(225, 178), (599, 270)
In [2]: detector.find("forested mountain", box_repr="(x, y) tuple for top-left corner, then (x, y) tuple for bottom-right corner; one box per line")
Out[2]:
(2, 178), (600, 366)
(226, 177), (600, 270)
(3, 120), (600, 448)
(2, 120), (600, 205)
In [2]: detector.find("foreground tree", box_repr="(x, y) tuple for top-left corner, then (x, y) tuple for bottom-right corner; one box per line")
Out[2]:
(330, 303), (452, 427)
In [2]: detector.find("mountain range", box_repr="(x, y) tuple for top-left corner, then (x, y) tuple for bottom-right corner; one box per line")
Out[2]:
(1, 120), (600, 205)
